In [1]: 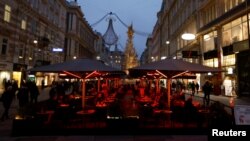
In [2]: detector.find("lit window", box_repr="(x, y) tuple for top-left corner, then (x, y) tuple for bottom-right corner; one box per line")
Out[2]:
(21, 20), (27, 30)
(204, 58), (218, 67)
(203, 31), (217, 52)
(227, 67), (233, 74)
(4, 5), (11, 22)
(223, 54), (236, 66)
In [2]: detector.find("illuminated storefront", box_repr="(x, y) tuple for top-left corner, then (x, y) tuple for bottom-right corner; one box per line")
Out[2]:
(222, 54), (236, 96)
(0, 71), (11, 89)
(34, 72), (58, 87)
(0, 62), (12, 89)
(12, 63), (27, 87)
(221, 14), (250, 97)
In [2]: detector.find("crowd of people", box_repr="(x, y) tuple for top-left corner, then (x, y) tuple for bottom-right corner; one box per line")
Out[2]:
(0, 78), (213, 120)
(0, 79), (39, 121)
(0, 77), (224, 128)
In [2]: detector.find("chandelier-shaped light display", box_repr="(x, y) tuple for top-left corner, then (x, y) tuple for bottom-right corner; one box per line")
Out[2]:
(102, 19), (118, 46)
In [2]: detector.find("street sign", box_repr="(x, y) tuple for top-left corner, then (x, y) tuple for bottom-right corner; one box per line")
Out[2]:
(52, 48), (63, 52)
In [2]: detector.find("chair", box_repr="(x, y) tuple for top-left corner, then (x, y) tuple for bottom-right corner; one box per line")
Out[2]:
(153, 109), (173, 128)
(93, 107), (107, 128)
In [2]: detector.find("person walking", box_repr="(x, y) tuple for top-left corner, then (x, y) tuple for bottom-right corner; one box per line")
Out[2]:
(1, 86), (14, 121)
(190, 81), (195, 96)
(202, 81), (212, 107)
(29, 81), (39, 103)
(17, 82), (29, 108)
(195, 82), (199, 94)
(41, 79), (45, 89)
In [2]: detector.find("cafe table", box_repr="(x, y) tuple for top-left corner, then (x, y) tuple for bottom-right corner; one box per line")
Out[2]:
(36, 110), (55, 124)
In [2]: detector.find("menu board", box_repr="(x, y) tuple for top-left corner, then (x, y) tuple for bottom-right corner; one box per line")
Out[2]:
(234, 105), (250, 125)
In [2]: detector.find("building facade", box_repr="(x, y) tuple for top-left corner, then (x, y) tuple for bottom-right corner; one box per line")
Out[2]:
(0, 0), (68, 87)
(0, 0), (97, 88)
(64, 0), (96, 61)
(94, 32), (111, 65)
(110, 45), (124, 70)
(150, 0), (250, 97)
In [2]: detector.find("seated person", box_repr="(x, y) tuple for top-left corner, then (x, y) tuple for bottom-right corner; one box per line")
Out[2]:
(183, 97), (199, 123)
(158, 93), (168, 109)
(184, 97), (197, 114)
(94, 92), (106, 106)
(151, 92), (161, 108)
(178, 89), (185, 101)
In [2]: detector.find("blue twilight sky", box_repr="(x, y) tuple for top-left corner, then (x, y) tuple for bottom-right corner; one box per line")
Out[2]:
(78, 0), (162, 58)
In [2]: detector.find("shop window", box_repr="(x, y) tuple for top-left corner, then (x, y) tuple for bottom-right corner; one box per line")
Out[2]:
(204, 58), (218, 67)
(222, 15), (248, 46)
(203, 32), (217, 52)
(242, 22), (248, 40)
(223, 28), (232, 46)
(231, 18), (243, 42)
(223, 54), (236, 66)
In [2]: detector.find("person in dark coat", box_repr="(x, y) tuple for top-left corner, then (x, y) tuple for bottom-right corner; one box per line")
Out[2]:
(202, 81), (212, 107)
(195, 82), (199, 94)
(41, 79), (45, 89)
(17, 82), (29, 108)
(190, 81), (195, 96)
(1, 86), (14, 121)
(29, 81), (39, 103)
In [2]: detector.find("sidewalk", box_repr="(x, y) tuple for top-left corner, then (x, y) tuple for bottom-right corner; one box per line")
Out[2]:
(0, 88), (209, 140)
(1, 88), (249, 140)
(0, 87), (51, 137)
(188, 91), (250, 107)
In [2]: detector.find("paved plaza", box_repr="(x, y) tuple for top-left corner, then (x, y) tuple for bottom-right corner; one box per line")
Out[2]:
(0, 87), (249, 140)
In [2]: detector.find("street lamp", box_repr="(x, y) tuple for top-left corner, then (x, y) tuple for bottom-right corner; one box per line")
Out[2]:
(166, 40), (170, 58)
(33, 40), (38, 44)
(161, 56), (167, 60)
(33, 39), (39, 61)
(96, 55), (100, 60)
(181, 33), (195, 40)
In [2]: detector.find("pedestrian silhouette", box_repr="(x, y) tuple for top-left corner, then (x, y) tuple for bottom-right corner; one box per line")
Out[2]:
(195, 82), (199, 94)
(1, 86), (14, 121)
(202, 81), (212, 107)
(190, 81), (195, 96)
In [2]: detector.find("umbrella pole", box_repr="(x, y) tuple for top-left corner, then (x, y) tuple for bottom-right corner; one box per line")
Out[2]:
(115, 78), (118, 88)
(167, 79), (171, 110)
(82, 79), (86, 109)
(98, 78), (101, 92)
(106, 79), (108, 86)
(156, 78), (159, 93)
(149, 80), (152, 90)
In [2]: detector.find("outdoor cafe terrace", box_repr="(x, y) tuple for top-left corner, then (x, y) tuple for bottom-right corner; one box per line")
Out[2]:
(11, 82), (234, 136)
